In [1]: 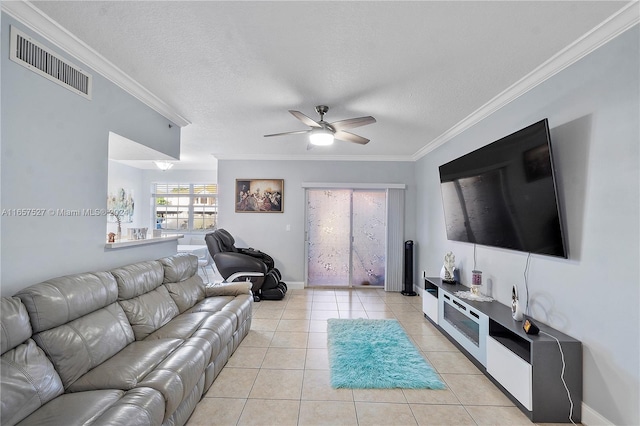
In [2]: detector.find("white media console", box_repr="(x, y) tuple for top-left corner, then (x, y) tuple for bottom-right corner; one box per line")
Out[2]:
(423, 277), (582, 423)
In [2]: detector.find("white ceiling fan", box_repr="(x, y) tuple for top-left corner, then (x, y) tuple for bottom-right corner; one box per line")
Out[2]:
(264, 105), (376, 147)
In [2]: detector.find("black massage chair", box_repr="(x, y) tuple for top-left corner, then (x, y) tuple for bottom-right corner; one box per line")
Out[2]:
(205, 229), (287, 301)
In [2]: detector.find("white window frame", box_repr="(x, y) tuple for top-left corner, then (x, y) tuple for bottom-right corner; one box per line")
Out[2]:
(152, 183), (217, 233)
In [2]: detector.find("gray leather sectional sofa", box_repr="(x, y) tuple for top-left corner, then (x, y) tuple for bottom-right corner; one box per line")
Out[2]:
(1, 254), (253, 425)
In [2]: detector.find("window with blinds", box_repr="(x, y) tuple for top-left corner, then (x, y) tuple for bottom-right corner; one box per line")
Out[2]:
(152, 183), (217, 232)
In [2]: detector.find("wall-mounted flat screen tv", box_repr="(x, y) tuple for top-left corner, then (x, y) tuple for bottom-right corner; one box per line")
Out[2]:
(438, 119), (567, 258)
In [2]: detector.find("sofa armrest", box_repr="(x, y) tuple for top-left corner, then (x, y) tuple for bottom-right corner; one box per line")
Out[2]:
(205, 282), (252, 297)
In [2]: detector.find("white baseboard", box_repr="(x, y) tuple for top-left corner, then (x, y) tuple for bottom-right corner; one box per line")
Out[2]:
(581, 402), (614, 426)
(285, 281), (305, 290)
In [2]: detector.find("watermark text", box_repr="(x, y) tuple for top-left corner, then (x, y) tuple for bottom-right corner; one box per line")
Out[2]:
(1, 208), (128, 217)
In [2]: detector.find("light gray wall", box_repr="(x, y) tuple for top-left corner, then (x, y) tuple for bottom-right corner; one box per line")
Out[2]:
(1, 16), (182, 296)
(415, 26), (639, 425)
(217, 160), (416, 283)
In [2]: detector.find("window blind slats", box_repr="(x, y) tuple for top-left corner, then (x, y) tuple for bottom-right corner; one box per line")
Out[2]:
(153, 183), (217, 232)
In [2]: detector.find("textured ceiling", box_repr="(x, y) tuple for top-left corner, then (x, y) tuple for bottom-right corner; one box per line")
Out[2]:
(31, 1), (630, 169)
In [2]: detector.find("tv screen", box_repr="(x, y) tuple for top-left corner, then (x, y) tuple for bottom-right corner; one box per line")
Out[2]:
(438, 119), (567, 258)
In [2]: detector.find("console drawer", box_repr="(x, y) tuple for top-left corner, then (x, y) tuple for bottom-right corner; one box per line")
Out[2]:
(422, 290), (438, 323)
(487, 336), (532, 410)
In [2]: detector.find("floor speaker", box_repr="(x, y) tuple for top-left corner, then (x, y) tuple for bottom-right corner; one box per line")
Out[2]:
(402, 240), (417, 296)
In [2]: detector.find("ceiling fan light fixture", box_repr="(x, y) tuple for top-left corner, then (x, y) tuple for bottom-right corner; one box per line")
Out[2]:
(154, 160), (174, 171)
(309, 128), (334, 146)
(265, 105), (374, 146)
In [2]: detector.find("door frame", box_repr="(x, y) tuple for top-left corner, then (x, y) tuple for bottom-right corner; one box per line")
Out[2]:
(302, 182), (406, 290)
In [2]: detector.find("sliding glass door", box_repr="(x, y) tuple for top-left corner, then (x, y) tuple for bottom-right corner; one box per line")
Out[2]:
(306, 189), (386, 287)
(351, 190), (386, 286)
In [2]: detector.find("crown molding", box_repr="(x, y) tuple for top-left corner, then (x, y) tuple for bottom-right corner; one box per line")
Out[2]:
(412, 2), (640, 161)
(1, 1), (191, 128)
(213, 153), (414, 162)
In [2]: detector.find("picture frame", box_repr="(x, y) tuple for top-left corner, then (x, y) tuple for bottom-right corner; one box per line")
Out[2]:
(235, 179), (284, 213)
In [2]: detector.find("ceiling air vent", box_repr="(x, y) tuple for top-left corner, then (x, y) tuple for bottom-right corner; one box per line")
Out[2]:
(9, 26), (92, 100)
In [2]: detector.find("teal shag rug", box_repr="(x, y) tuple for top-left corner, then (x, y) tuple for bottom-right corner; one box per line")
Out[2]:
(327, 318), (446, 389)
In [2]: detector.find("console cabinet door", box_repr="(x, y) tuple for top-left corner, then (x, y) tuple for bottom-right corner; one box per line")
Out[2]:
(486, 337), (533, 410)
(422, 292), (438, 323)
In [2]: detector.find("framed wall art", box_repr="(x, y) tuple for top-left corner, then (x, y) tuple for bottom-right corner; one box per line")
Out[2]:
(107, 188), (134, 222)
(235, 179), (284, 213)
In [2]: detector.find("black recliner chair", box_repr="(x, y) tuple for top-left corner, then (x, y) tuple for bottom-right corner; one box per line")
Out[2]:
(205, 229), (287, 301)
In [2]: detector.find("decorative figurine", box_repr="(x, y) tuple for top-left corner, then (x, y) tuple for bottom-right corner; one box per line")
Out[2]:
(512, 284), (524, 321)
(441, 251), (456, 284)
(107, 232), (116, 243)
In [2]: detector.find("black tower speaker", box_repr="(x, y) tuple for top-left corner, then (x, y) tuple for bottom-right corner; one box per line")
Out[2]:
(402, 240), (417, 296)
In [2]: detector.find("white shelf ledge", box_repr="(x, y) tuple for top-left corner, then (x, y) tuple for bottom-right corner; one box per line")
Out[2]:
(105, 234), (183, 249)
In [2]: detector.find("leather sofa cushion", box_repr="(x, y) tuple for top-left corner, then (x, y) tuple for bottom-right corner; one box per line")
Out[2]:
(32, 303), (135, 389)
(1, 339), (64, 425)
(16, 387), (164, 426)
(181, 331), (217, 366)
(92, 387), (165, 426)
(164, 375), (205, 426)
(111, 261), (165, 300)
(199, 314), (235, 349)
(1, 297), (32, 354)
(15, 272), (118, 333)
(189, 295), (252, 332)
(165, 275), (205, 313)
(184, 295), (235, 314)
(119, 285), (180, 340)
(67, 338), (183, 393)
(137, 344), (207, 420)
(160, 253), (198, 283)
(145, 312), (211, 341)
(220, 296), (253, 330)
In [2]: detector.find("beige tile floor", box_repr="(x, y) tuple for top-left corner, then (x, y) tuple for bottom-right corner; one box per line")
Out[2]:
(186, 287), (569, 426)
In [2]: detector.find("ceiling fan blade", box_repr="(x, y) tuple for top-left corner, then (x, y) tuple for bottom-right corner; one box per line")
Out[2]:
(334, 130), (370, 145)
(289, 110), (322, 128)
(264, 129), (310, 138)
(330, 116), (376, 131)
